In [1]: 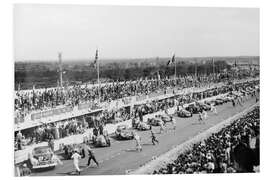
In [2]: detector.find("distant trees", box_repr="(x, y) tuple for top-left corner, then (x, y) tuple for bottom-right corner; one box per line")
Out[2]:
(14, 58), (250, 90)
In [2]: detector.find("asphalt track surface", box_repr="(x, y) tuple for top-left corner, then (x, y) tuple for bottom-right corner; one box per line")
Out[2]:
(31, 96), (258, 176)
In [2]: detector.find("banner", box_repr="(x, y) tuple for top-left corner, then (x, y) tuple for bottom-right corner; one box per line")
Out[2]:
(78, 102), (92, 110)
(148, 91), (164, 99)
(122, 97), (132, 105)
(31, 106), (73, 120)
(136, 95), (147, 102)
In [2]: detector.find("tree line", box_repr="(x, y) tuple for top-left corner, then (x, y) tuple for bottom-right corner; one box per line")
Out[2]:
(15, 60), (232, 90)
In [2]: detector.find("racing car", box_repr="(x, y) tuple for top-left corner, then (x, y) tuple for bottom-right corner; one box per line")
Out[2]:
(135, 121), (152, 131)
(176, 108), (192, 117)
(160, 114), (172, 123)
(147, 116), (164, 126)
(214, 98), (226, 105)
(221, 95), (234, 103)
(205, 99), (223, 106)
(115, 125), (134, 140)
(195, 102), (211, 111)
(28, 146), (58, 170)
(185, 103), (202, 114)
(93, 134), (111, 147)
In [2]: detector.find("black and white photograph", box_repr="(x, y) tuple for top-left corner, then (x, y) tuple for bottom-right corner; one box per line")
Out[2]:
(13, 3), (260, 177)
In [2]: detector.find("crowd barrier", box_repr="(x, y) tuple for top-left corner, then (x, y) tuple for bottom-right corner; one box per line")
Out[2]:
(129, 103), (259, 174)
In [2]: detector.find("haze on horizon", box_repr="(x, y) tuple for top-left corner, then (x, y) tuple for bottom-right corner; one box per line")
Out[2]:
(14, 4), (259, 61)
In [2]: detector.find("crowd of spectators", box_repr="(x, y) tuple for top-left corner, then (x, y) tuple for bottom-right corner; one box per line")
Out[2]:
(14, 73), (245, 119)
(154, 106), (260, 174)
(15, 78), (259, 150)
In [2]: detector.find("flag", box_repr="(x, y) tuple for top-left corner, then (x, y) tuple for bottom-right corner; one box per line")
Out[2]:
(249, 64), (252, 71)
(167, 54), (175, 66)
(92, 49), (98, 68)
(234, 59), (237, 67)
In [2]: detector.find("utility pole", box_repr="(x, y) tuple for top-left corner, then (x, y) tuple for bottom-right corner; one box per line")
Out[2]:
(212, 58), (215, 75)
(95, 49), (100, 103)
(58, 52), (63, 88)
(174, 55), (177, 81)
(195, 59), (198, 79)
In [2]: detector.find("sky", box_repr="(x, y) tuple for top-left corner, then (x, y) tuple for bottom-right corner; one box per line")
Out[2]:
(14, 4), (259, 61)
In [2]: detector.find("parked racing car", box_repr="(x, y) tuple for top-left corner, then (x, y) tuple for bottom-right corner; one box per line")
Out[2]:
(221, 95), (234, 103)
(93, 134), (111, 147)
(185, 103), (202, 114)
(115, 125), (134, 140)
(147, 116), (164, 126)
(176, 108), (192, 117)
(28, 146), (58, 170)
(160, 114), (172, 123)
(195, 102), (211, 111)
(214, 98), (226, 105)
(205, 99), (223, 106)
(135, 121), (152, 131)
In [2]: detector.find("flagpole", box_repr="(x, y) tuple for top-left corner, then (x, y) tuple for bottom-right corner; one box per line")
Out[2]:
(212, 58), (215, 75)
(195, 59), (197, 79)
(174, 55), (177, 80)
(58, 52), (63, 88)
(96, 49), (100, 103)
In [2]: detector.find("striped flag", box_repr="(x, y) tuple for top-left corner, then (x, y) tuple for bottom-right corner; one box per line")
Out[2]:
(167, 54), (175, 66)
(234, 59), (237, 67)
(92, 49), (98, 68)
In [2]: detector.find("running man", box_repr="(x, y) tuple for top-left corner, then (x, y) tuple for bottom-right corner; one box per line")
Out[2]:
(232, 99), (236, 107)
(236, 96), (243, 106)
(150, 130), (159, 145)
(71, 150), (81, 175)
(86, 145), (99, 167)
(198, 111), (204, 124)
(210, 103), (217, 114)
(170, 115), (176, 130)
(133, 131), (142, 151)
(202, 110), (208, 120)
(159, 121), (165, 134)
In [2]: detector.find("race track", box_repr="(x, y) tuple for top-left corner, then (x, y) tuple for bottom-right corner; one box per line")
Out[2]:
(31, 96), (258, 176)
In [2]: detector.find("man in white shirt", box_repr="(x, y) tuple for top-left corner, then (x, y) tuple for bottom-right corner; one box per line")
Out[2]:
(202, 110), (208, 120)
(71, 150), (81, 175)
(210, 103), (217, 114)
(133, 132), (142, 151)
